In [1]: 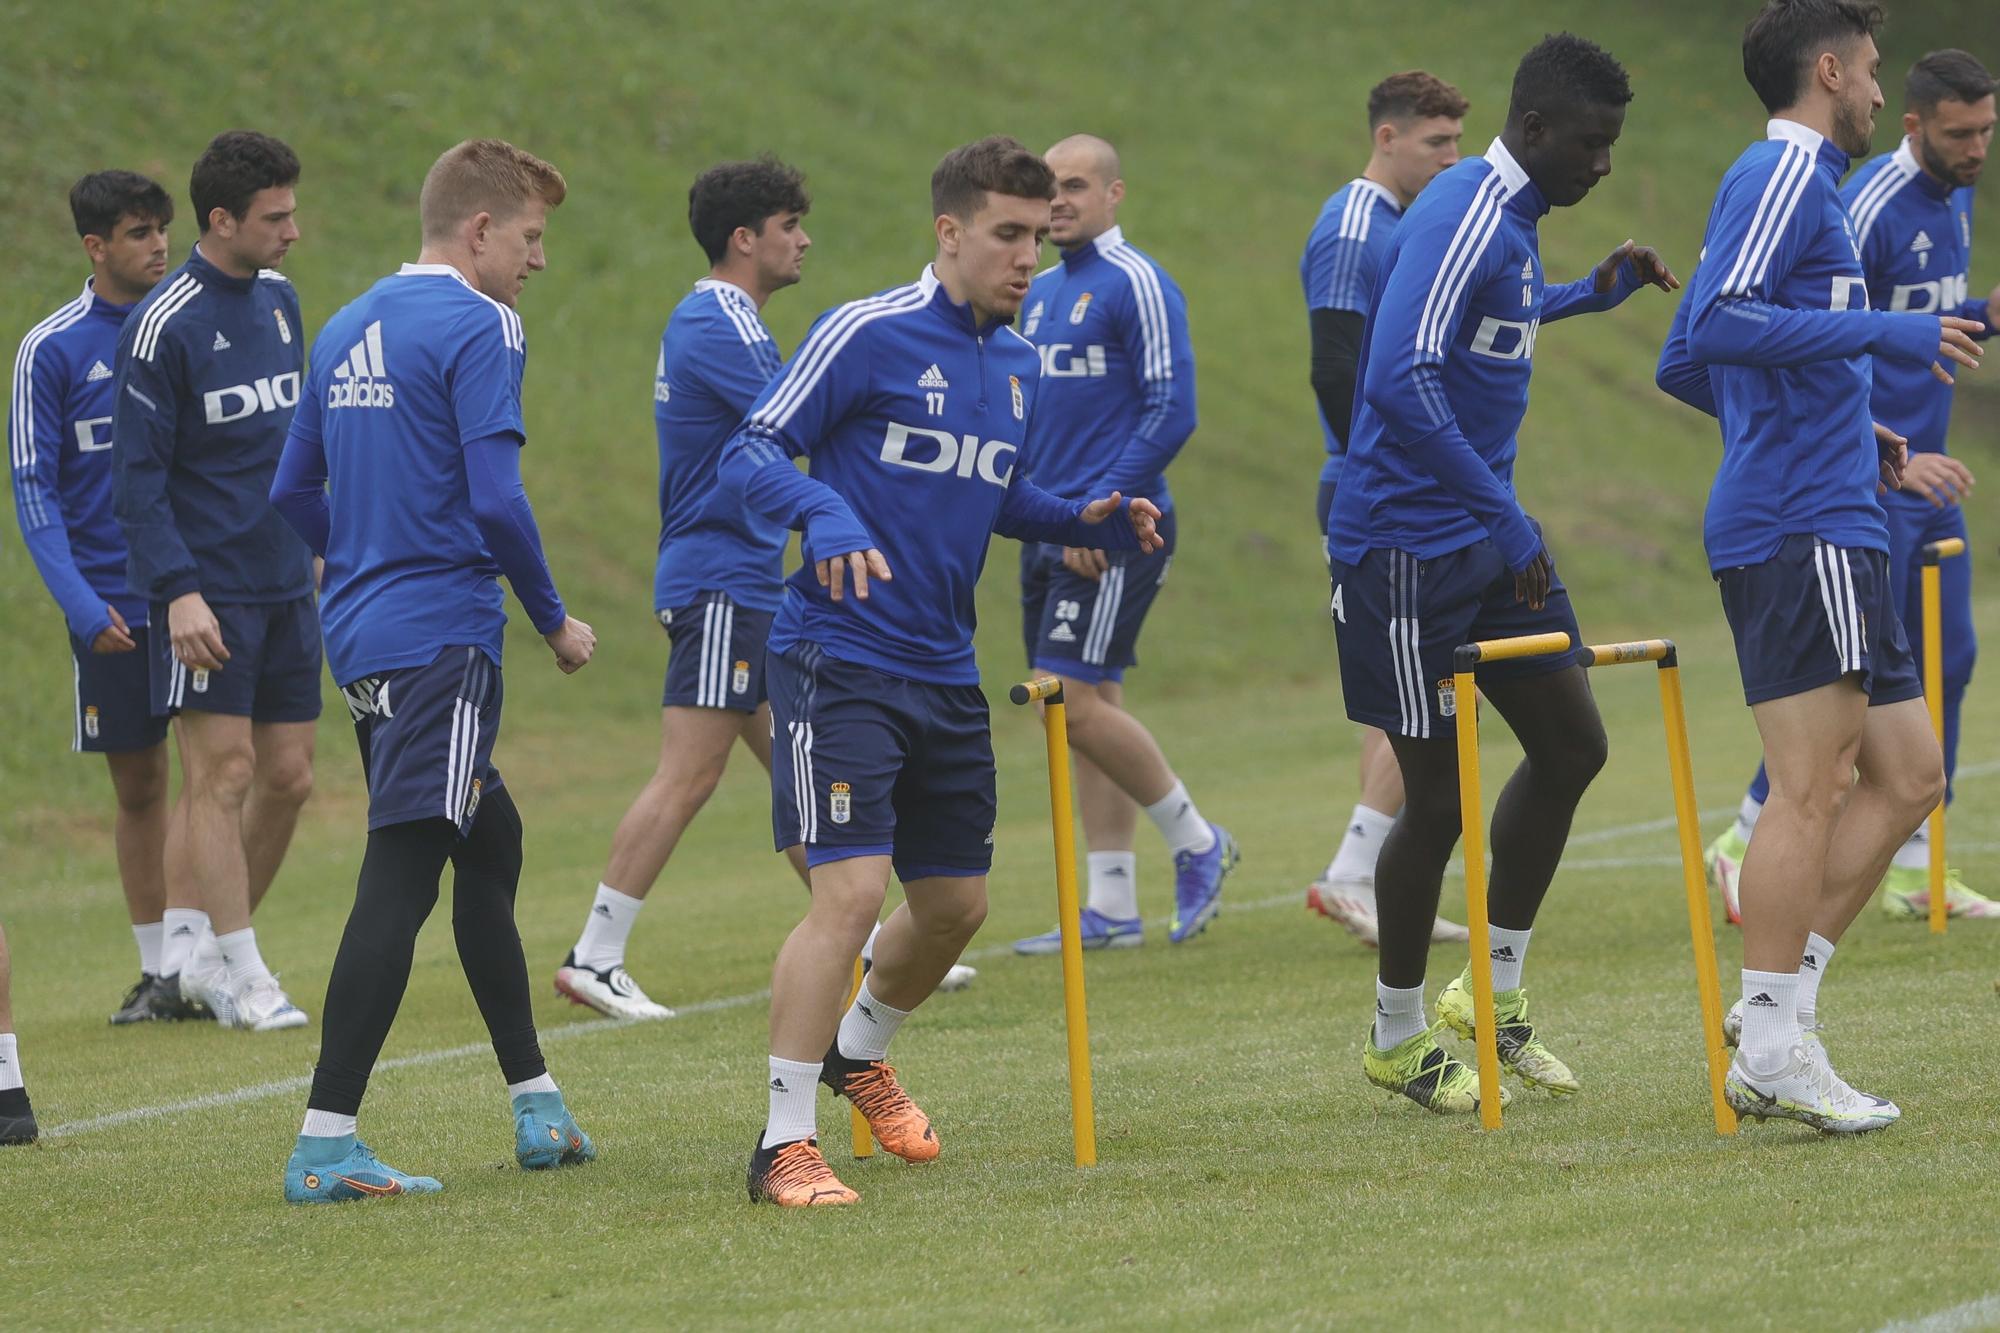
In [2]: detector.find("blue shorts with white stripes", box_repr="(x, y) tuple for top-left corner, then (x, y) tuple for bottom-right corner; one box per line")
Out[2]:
(1330, 534), (1583, 740)
(661, 592), (772, 712)
(1716, 534), (1920, 707)
(1020, 508), (1176, 685)
(70, 626), (169, 754)
(766, 641), (995, 879)
(340, 645), (504, 836)
(147, 595), (323, 723)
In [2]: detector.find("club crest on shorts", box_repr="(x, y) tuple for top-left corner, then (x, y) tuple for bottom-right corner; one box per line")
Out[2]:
(274, 306), (292, 344)
(1070, 292), (1092, 324)
(732, 659), (750, 695)
(464, 777), (484, 823)
(1009, 374), (1024, 420)
(84, 705), (100, 739)
(192, 668), (210, 694)
(1436, 677), (1457, 718)
(829, 781), (852, 825)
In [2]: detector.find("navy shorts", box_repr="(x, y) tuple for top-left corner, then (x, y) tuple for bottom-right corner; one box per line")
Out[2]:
(660, 592), (773, 712)
(340, 646), (505, 835)
(70, 626), (169, 754)
(767, 642), (996, 880)
(1330, 537), (1583, 739)
(1717, 534), (1921, 707)
(1020, 508), (1177, 685)
(148, 596), (323, 722)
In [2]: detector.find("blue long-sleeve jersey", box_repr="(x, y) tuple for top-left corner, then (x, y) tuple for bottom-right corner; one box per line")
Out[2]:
(718, 265), (1138, 687)
(1656, 120), (1944, 570)
(653, 278), (787, 614)
(9, 279), (146, 643)
(1020, 226), (1196, 510)
(112, 245), (313, 604)
(1328, 139), (1643, 569)
(1300, 178), (1402, 481)
(1843, 138), (1992, 475)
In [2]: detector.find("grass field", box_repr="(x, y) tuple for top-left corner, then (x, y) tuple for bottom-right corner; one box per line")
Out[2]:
(5, 0), (2000, 1328)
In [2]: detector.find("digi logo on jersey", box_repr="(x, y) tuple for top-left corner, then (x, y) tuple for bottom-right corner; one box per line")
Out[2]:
(328, 321), (395, 409)
(878, 422), (1016, 487)
(1039, 343), (1108, 378)
(1468, 316), (1540, 362)
(203, 372), (301, 424)
(1889, 272), (1970, 314)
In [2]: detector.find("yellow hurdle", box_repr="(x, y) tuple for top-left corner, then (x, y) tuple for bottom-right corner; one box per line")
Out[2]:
(843, 955), (873, 1159)
(1454, 633), (1735, 1134)
(1922, 537), (1967, 936)
(1009, 674), (1098, 1168)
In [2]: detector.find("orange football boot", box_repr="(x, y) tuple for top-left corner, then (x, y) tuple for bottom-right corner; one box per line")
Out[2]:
(821, 1053), (940, 1163)
(746, 1138), (859, 1207)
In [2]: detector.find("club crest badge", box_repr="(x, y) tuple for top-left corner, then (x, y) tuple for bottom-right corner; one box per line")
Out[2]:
(465, 777), (484, 823)
(1437, 677), (1457, 718)
(1009, 374), (1024, 420)
(192, 669), (210, 694)
(732, 660), (750, 695)
(84, 705), (100, 739)
(1069, 292), (1092, 324)
(829, 781), (852, 825)
(274, 307), (292, 344)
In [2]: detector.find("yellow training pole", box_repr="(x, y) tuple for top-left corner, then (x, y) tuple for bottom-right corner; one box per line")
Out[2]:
(1454, 631), (1571, 1130)
(1922, 537), (1965, 935)
(844, 955), (873, 1158)
(1011, 675), (1098, 1167)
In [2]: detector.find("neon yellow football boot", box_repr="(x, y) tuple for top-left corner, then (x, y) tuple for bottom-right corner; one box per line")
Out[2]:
(1436, 968), (1580, 1095)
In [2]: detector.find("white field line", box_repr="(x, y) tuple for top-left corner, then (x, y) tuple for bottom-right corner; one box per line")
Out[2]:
(1875, 1292), (2000, 1333)
(45, 762), (2000, 1140)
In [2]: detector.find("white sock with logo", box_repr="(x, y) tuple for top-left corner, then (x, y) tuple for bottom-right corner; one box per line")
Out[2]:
(762, 1056), (822, 1149)
(1326, 803), (1395, 887)
(1796, 932), (1835, 1029)
(1086, 851), (1140, 920)
(837, 976), (910, 1063)
(1732, 793), (1763, 845)
(158, 908), (208, 980)
(217, 927), (272, 988)
(1144, 780), (1214, 855)
(134, 921), (164, 977)
(0, 1034), (21, 1091)
(300, 1108), (357, 1138)
(1891, 825), (1929, 872)
(573, 883), (644, 972)
(1739, 968), (1801, 1078)
(1487, 925), (1531, 992)
(1372, 979), (1426, 1050)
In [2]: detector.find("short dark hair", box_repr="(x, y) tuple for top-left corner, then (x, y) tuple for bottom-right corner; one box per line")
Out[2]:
(189, 130), (300, 233)
(1507, 33), (1634, 126)
(1907, 48), (1997, 114)
(69, 170), (174, 239)
(687, 156), (811, 264)
(930, 136), (1056, 221)
(1741, 0), (1886, 114)
(1368, 71), (1471, 130)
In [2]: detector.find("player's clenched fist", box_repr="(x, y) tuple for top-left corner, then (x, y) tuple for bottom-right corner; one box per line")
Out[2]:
(546, 616), (596, 673)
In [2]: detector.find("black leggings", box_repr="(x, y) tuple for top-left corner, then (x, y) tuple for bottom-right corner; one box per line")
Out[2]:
(1375, 665), (1609, 989)
(308, 785), (546, 1116)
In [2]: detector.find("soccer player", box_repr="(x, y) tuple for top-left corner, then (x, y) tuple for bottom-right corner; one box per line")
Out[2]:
(111, 131), (318, 1031)
(1297, 71), (1473, 949)
(1656, 1), (1980, 1132)
(720, 137), (1159, 1205)
(1702, 45), (1998, 925)
(1008, 133), (1236, 954)
(270, 138), (597, 1202)
(1329, 34), (1678, 1113)
(0, 924), (32, 1146)
(11, 171), (189, 1023)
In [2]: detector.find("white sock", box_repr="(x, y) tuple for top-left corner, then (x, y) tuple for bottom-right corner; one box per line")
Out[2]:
(1797, 932), (1835, 1028)
(159, 908), (208, 979)
(837, 976), (910, 1062)
(1144, 780), (1214, 855)
(1372, 979), (1426, 1050)
(762, 1056), (821, 1148)
(1326, 803), (1395, 885)
(134, 921), (164, 977)
(300, 1108), (357, 1138)
(1733, 793), (1763, 844)
(0, 1033), (21, 1091)
(216, 928), (271, 988)
(1488, 925), (1531, 992)
(508, 1072), (559, 1097)
(1891, 825), (1929, 872)
(1086, 851), (1140, 919)
(861, 921), (881, 965)
(1739, 968), (1801, 1077)
(573, 883), (645, 972)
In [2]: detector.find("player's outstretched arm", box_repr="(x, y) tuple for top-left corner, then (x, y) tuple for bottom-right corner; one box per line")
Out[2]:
(992, 480), (1157, 553)
(1546, 240), (1680, 322)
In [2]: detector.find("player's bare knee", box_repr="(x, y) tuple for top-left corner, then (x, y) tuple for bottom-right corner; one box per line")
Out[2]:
(194, 747), (258, 807)
(260, 758), (315, 809)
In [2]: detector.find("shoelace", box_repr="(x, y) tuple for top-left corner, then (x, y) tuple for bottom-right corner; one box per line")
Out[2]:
(843, 1062), (917, 1122)
(766, 1141), (839, 1194)
(1795, 1043), (1854, 1110)
(242, 977), (292, 1018)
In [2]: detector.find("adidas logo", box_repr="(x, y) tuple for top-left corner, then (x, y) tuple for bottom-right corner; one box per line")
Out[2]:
(770, 1077), (788, 1091)
(1376, 1000), (1389, 1015)
(593, 903), (613, 918)
(1105, 866), (1128, 877)
(212, 330), (231, 351)
(1911, 230), (1934, 253)
(1049, 622), (1076, 643)
(169, 924), (195, 938)
(1350, 823), (1365, 836)
(917, 364), (949, 390)
(1491, 945), (1516, 961)
(1802, 953), (1818, 971)
(329, 320), (394, 408)
(1747, 991), (1778, 1007)
(857, 1002), (875, 1021)
(87, 360), (113, 382)
(1520, 260), (1534, 280)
